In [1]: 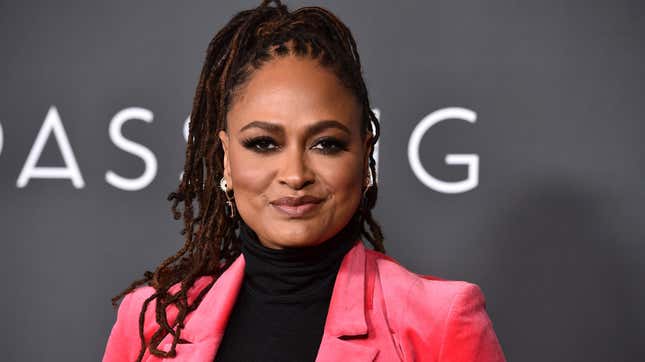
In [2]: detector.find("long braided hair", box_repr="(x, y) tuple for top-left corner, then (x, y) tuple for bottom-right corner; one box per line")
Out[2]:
(111, 0), (384, 359)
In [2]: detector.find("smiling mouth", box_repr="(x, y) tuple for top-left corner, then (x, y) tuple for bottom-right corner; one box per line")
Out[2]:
(270, 201), (323, 218)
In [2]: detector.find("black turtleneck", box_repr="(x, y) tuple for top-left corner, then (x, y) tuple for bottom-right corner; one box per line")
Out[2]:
(213, 217), (361, 362)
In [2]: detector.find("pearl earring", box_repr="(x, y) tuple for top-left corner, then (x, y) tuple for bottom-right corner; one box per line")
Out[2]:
(219, 177), (236, 218)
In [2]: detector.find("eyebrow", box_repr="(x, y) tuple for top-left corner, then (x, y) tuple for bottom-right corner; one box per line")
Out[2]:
(239, 120), (351, 139)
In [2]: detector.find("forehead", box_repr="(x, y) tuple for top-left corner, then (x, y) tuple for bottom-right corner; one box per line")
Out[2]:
(227, 55), (361, 133)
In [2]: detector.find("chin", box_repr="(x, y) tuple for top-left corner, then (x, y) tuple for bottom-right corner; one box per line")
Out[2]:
(273, 232), (321, 248)
(268, 222), (324, 248)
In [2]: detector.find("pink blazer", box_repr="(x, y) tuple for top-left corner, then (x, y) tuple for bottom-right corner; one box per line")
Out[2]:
(103, 241), (506, 361)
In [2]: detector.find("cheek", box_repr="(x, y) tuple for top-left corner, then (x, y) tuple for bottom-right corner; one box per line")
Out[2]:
(318, 156), (363, 201)
(228, 150), (273, 202)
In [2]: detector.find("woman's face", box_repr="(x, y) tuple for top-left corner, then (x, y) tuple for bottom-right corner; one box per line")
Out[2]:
(219, 55), (371, 249)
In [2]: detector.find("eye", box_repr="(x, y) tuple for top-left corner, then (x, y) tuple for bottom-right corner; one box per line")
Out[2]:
(241, 136), (279, 153)
(311, 137), (348, 154)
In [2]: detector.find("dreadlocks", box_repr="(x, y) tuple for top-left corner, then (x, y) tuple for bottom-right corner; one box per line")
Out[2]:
(111, 0), (384, 359)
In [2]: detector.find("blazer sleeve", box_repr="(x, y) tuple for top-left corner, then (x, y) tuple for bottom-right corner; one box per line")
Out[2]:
(102, 292), (142, 362)
(437, 283), (506, 362)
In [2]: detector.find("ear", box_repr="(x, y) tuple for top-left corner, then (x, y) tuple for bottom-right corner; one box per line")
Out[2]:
(362, 133), (374, 185)
(218, 130), (233, 189)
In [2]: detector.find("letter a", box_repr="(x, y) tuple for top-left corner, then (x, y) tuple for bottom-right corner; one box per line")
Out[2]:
(17, 106), (85, 188)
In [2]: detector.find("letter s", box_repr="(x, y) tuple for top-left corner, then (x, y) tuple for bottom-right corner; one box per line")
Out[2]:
(105, 107), (158, 191)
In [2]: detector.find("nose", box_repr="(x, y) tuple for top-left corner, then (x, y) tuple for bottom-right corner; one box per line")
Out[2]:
(278, 146), (315, 190)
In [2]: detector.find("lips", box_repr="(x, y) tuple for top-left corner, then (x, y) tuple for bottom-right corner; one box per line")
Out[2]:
(270, 195), (324, 207)
(270, 195), (325, 217)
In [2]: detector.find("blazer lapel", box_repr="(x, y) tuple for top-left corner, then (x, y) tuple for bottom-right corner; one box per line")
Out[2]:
(315, 241), (379, 361)
(316, 336), (379, 362)
(152, 241), (379, 361)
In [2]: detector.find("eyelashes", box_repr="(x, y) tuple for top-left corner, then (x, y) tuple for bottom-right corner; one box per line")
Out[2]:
(240, 136), (349, 155)
(241, 136), (277, 153)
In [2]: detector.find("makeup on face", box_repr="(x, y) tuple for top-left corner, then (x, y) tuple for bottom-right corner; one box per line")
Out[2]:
(220, 55), (367, 249)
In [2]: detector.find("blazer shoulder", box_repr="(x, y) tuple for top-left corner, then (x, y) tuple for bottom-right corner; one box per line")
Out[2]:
(365, 249), (505, 361)
(114, 274), (215, 327)
(102, 285), (155, 362)
(366, 248), (476, 302)
(102, 275), (214, 362)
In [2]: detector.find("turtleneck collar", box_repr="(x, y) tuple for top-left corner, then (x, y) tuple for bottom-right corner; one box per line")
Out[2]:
(238, 216), (361, 303)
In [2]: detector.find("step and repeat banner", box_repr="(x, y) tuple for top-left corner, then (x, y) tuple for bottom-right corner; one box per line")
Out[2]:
(1, 0), (643, 361)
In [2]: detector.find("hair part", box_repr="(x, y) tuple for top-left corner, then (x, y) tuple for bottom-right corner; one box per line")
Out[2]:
(111, 1), (384, 359)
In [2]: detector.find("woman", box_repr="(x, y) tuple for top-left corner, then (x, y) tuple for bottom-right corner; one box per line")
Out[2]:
(103, 1), (506, 361)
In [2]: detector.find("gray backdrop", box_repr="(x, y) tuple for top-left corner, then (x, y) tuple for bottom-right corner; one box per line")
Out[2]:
(1, 0), (643, 361)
